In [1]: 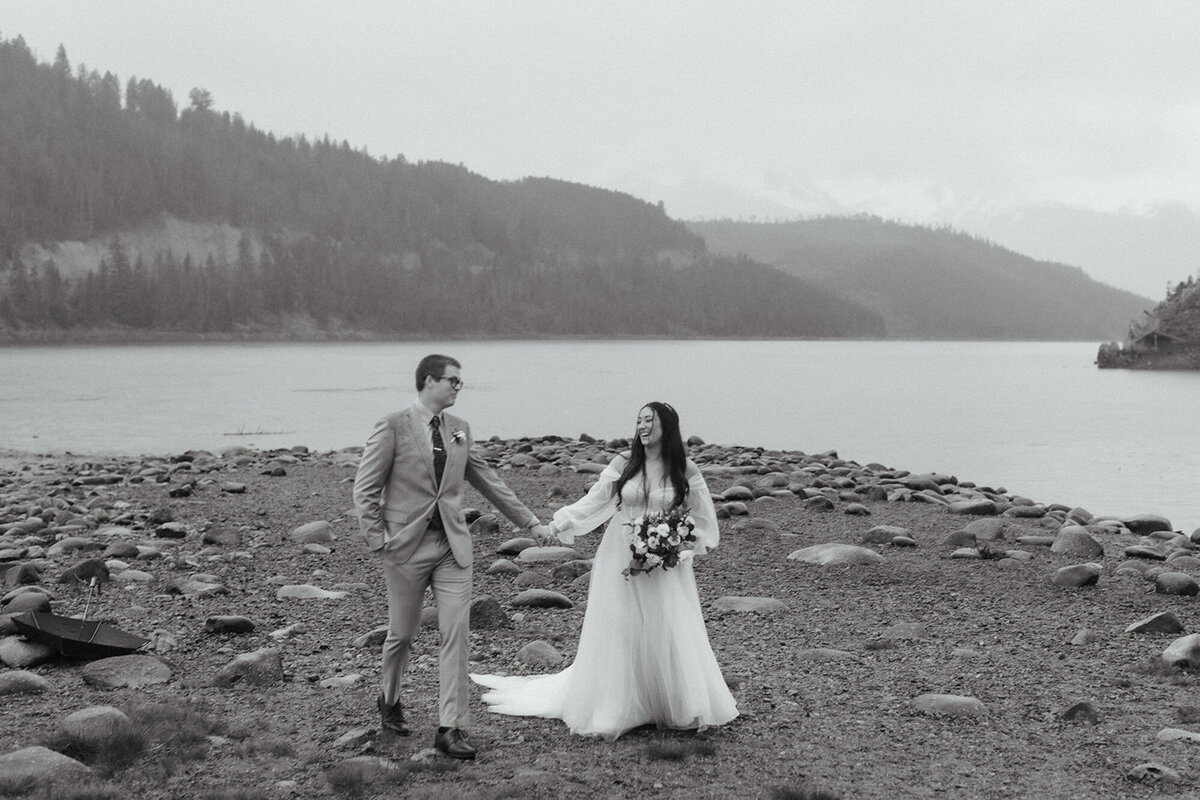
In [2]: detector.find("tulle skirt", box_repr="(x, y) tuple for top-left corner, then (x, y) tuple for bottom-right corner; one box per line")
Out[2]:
(471, 518), (738, 739)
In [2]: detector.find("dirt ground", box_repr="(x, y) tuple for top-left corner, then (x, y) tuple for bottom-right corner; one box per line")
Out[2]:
(3, 442), (1200, 799)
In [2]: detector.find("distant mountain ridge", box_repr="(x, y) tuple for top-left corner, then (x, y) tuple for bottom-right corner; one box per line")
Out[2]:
(689, 216), (1152, 340)
(0, 36), (1146, 342)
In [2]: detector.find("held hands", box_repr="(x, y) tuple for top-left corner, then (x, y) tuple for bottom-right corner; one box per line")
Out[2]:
(529, 523), (555, 547)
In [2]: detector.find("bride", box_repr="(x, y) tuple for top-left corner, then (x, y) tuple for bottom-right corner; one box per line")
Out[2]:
(471, 402), (738, 739)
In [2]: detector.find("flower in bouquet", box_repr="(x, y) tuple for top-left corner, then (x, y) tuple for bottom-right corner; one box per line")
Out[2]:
(622, 506), (698, 577)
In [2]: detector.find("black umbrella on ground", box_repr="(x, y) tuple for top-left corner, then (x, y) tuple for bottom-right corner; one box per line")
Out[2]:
(11, 575), (149, 660)
(11, 611), (149, 660)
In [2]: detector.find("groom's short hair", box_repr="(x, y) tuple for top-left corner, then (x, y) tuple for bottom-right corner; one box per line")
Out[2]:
(415, 354), (461, 391)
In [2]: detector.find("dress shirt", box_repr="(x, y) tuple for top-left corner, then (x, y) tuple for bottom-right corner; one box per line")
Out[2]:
(412, 399), (443, 449)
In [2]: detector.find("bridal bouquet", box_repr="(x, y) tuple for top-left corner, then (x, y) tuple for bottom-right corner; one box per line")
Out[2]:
(623, 506), (697, 577)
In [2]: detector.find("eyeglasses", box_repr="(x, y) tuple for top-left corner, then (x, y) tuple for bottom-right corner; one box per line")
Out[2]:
(434, 376), (464, 390)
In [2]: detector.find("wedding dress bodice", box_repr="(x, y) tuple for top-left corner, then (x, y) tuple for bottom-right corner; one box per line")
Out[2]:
(550, 456), (720, 554)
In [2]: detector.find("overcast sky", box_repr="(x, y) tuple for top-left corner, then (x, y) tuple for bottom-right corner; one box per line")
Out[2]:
(3, 1), (1199, 297)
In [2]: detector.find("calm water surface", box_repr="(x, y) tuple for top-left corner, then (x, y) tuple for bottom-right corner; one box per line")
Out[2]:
(2, 340), (1197, 530)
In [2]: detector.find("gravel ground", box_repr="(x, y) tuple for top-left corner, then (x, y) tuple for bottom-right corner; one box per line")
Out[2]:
(3, 441), (1200, 800)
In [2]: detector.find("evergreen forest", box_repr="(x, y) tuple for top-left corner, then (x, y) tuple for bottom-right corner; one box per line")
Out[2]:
(0, 36), (883, 338)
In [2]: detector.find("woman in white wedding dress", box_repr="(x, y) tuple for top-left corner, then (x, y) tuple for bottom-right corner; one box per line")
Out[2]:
(471, 402), (738, 739)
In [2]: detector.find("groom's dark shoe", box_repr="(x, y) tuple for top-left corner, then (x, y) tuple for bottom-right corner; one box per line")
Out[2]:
(433, 727), (477, 760)
(377, 694), (410, 736)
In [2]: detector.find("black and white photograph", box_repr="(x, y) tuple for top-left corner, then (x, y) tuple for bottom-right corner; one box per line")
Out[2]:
(1, 2), (1199, 798)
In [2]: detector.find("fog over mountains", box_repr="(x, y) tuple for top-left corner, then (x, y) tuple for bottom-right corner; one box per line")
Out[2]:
(958, 203), (1200, 301)
(644, 175), (1198, 303)
(0, 35), (1157, 341)
(618, 164), (1200, 304)
(690, 217), (1151, 341)
(7, 3), (1200, 310)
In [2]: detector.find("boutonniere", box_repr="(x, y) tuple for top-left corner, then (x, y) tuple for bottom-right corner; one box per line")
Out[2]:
(452, 430), (466, 444)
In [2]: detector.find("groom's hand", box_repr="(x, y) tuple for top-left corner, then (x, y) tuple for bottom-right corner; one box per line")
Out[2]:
(529, 524), (553, 547)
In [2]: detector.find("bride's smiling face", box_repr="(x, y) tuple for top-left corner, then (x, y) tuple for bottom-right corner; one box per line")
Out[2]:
(636, 406), (661, 450)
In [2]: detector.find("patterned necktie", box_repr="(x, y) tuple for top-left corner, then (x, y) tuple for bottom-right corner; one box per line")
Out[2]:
(430, 415), (446, 486)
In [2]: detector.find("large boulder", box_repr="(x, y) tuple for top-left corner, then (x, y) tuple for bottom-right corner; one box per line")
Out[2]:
(515, 640), (563, 669)
(861, 525), (908, 545)
(516, 546), (581, 564)
(1125, 544), (1167, 561)
(470, 596), (510, 630)
(81, 655), (172, 689)
(720, 486), (755, 502)
(209, 648), (285, 687)
(515, 571), (552, 588)
(1162, 634), (1200, 669)
(470, 514), (501, 535)
(1123, 514), (1173, 535)
(203, 527), (243, 547)
(550, 560), (593, 580)
(275, 584), (346, 600)
(496, 537), (537, 556)
(1126, 612), (1185, 635)
(1050, 527), (1104, 559)
(288, 521), (334, 544)
(949, 499), (998, 516)
(911, 693), (988, 717)
(0, 745), (89, 784)
(485, 559), (521, 576)
(787, 543), (884, 566)
(511, 589), (574, 609)
(900, 475), (943, 493)
(1155, 572), (1200, 596)
(61, 705), (131, 747)
(204, 615), (256, 634)
(2, 592), (51, 614)
(0, 637), (55, 668)
(0, 669), (51, 695)
(804, 496), (835, 512)
(1052, 563), (1102, 588)
(963, 518), (1007, 541)
(941, 530), (977, 548)
(353, 626), (388, 649)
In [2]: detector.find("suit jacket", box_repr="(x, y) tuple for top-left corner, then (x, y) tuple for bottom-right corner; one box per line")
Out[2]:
(353, 405), (537, 567)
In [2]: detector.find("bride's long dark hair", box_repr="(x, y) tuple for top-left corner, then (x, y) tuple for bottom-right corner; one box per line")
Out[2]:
(614, 401), (690, 509)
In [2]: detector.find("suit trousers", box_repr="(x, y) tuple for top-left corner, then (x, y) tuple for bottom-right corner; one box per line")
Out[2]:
(380, 524), (473, 728)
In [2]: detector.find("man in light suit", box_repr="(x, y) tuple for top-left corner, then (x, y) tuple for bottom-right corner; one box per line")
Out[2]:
(353, 354), (550, 760)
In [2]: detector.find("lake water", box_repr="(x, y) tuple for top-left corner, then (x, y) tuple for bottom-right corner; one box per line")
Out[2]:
(2, 340), (1197, 531)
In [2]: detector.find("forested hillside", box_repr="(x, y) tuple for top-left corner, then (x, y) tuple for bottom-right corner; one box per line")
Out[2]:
(690, 217), (1152, 340)
(0, 36), (883, 338)
(1096, 275), (1200, 368)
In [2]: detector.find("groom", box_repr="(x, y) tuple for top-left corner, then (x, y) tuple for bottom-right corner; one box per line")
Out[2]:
(353, 354), (550, 760)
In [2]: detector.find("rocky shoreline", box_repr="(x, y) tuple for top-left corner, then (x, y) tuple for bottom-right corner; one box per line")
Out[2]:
(4, 438), (1200, 798)
(1096, 344), (1200, 370)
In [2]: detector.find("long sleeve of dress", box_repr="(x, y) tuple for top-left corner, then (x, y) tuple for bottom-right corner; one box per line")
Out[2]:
(687, 466), (720, 555)
(550, 457), (624, 545)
